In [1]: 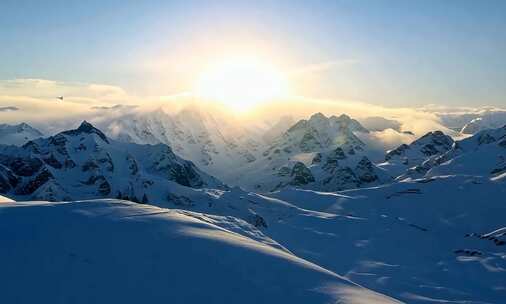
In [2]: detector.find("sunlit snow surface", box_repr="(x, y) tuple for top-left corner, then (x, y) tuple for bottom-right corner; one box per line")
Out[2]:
(269, 175), (506, 303)
(0, 199), (399, 304)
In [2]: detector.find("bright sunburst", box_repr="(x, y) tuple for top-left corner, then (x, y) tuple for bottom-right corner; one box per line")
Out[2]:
(195, 57), (289, 112)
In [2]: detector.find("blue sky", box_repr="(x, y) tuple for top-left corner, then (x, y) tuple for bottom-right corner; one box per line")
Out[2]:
(1, 0), (505, 107)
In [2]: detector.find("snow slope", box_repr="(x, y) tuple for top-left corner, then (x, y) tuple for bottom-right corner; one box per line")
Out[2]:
(267, 175), (506, 303)
(0, 194), (13, 202)
(0, 199), (400, 304)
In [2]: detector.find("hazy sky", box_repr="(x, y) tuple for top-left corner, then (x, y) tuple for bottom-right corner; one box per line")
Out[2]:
(1, 0), (505, 107)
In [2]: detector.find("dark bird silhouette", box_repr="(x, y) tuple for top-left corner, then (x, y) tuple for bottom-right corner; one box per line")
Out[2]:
(57, 96), (64, 101)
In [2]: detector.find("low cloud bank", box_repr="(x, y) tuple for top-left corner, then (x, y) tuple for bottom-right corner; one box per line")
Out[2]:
(1, 78), (503, 150)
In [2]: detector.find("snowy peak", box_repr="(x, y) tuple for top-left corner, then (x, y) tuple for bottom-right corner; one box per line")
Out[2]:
(460, 111), (506, 134)
(275, 112), (366, 155)
(240, 113), (389, 192)
(0, 123), (224, 202)
(385, 130), (454, 164)
(401, 125), (506, 179)
(61, 120), (109, 143)
(96, 106), (261, 182)
(0, 122), (43, 146)
(456, 125), (506, 151)
(329, 113), (370, 133)
(413, 130), (453, 147)
(289, 112), (368, 135)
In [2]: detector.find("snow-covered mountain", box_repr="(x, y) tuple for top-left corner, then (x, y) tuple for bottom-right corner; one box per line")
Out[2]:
(0, 122), (43, 146)
(401, 125), (506, 179)
(460, 111), (506, 134)
(0, 199), (400, 304)
(233, 113), (390, 192)
(379, 131), (454, 178)
(0, 121), (314, 229)
(1, 115), (505, 303)
(435, 109), (506, 134)
(96, 106), (261, 183)
(0, 121), (223, 202)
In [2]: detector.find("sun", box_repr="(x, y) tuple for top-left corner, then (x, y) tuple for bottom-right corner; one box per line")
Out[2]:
(195, 57), (289, 112)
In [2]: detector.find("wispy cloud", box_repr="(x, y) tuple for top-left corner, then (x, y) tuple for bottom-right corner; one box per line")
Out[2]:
(0, 78), (130, 105)
(91, 104), (138, 111)
(289, 59), (358, 76)
(0, 106), (19, 112)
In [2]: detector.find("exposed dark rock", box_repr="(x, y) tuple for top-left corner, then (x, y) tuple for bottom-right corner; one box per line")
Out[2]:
(248, 214), (267, 228)
(290, 162), (315, 186)
(16, 169), (53, 195)
(43, 154), (62, 169)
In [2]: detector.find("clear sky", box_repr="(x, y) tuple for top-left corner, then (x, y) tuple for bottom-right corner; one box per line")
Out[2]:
(1, 0), (505, 107)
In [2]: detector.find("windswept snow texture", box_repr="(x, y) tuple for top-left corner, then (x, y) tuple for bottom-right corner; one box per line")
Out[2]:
(0, 122), (43, 146)
(268, 175), (506, 303)
(0, 199), (400, 304)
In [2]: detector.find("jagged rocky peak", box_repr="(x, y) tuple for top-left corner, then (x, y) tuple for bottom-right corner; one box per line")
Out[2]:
(330, 114), (370, 133)
(309, 112), (327, 122)
(386, 130), (454, 162)
(414, 130), (453, 146)
(286, 112), (369, 135)
(399, 124), (506, 180)
(61, 121), (109, 143)
(0, 122), (225, 202)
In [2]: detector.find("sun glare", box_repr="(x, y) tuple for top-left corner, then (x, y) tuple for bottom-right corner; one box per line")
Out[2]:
(195, 57), (289, 112)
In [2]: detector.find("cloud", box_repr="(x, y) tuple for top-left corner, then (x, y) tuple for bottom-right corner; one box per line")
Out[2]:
(250, 96), (457, 137)
(0, 78), (139, 134)
(290, 59), (358, 76)
(0, 78), (131, 105)
(91, 104), (138, 111)
(3, 77), (503, 150)
(0, 106), (19, 112)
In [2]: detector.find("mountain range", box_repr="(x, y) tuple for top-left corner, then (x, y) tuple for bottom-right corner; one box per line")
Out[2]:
(1, 111), (505, 303)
